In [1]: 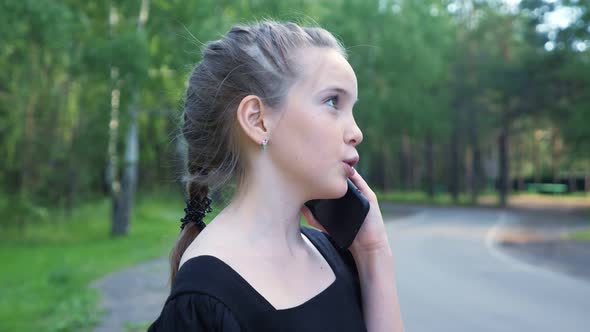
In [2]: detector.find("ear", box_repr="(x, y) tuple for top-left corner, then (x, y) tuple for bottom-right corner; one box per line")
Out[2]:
(236, 95), (275, 146)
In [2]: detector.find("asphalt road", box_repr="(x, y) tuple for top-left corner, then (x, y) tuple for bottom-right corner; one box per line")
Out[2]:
(386, 206), (590, 332)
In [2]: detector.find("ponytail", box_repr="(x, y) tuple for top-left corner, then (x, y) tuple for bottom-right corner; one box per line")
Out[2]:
(169, 181), (210, 286)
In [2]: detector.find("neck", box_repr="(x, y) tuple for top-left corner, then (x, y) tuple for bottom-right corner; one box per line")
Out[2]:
(212, 162), (309, 259)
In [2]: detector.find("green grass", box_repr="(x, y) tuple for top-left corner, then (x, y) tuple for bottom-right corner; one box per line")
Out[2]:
(512, 191), (590, 198)
(0, 191), (218, 332)
(568, 227), (590, 241)
(124, 321), (152, 332)
(566, 210), (590, 241)
(375, 190), (590, 206)
(375, 190), (496, 206)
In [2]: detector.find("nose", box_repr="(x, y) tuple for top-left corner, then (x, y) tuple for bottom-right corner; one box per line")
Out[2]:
(345, 118), (363, 146)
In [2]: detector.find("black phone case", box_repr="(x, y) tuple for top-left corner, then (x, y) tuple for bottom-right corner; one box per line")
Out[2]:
(304, 178), (370, 249)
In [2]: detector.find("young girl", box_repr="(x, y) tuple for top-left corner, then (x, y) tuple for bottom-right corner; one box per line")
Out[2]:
(148, 20), (404, 332)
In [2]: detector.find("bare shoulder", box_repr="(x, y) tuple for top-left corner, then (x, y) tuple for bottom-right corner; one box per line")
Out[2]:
(178, 226), (232, 270)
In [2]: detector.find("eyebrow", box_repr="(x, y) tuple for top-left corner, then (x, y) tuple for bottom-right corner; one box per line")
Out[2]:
(319, 86), (359, 104)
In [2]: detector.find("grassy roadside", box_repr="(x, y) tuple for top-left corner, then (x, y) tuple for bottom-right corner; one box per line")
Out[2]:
(376, 190), (590, 207)
(375, 190), (497, 206)
(376, 190), (590, 241)
(569, 227), (590, 240)
(567, 210), (590, 241)
(0, 191), (217, 332)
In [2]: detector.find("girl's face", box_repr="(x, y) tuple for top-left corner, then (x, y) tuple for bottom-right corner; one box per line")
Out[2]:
(270, 47), (363, 200)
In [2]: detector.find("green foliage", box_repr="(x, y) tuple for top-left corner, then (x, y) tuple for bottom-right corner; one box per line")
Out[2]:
(0, 0), (589, 225)
(0, 0), (75, 51)
(84, 30), (150, 80)
(0, 192), (186, 332)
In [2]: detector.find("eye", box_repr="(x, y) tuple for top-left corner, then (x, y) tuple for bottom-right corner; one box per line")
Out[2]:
(324, 95), (339, 109)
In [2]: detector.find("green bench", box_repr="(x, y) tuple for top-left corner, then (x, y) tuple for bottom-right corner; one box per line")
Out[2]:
(526, 183), (568, 194)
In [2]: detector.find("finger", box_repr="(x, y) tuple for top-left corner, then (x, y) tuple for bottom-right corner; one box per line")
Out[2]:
(301, 205), (330, 235)
(348, 167), (375, 199)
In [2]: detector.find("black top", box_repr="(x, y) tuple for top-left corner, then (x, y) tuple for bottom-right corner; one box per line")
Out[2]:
(147, 225), (367, 331)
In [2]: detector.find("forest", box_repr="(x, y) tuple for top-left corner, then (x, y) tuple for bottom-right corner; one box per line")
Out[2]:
(1, 0), (588, 231)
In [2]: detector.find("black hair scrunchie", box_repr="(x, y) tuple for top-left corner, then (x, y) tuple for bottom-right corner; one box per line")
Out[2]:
(180, 195), (212, 231)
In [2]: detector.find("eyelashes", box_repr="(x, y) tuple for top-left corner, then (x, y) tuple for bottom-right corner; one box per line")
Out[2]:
(324, 95), (339, 109)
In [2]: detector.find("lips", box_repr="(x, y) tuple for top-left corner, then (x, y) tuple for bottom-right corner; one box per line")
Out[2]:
(342, 155), (359, 177)
(343, 156), (359, 168)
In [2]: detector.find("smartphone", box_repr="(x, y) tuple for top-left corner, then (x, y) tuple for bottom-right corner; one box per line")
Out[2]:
(304, 178), (370, 249)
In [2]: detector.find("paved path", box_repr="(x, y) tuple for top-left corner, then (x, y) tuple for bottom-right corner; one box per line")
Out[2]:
(91, 258), (170, 332)
(494, 207), (590, 282)
(388, 206), (590, 332)
(92, 204), (590, 331)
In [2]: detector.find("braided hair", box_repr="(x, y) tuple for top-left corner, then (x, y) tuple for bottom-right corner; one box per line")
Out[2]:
(168, 180), (211, 283)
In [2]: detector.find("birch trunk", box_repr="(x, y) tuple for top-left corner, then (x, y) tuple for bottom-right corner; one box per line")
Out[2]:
(111, 0), (150, 236)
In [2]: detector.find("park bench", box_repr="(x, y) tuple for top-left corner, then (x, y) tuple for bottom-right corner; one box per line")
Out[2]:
(526, 183), (568, 194)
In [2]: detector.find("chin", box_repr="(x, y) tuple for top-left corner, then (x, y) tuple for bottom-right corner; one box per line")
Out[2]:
(311, 180), (348, 199)
(324, 177), (348, 199)
(306, 171), (348, 200)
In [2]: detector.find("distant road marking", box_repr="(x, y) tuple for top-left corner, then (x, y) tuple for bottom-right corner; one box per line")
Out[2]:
(484, 210), (579, 282)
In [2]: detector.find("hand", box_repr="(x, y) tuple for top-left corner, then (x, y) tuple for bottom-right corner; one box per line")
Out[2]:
(301, 167), (390, 256)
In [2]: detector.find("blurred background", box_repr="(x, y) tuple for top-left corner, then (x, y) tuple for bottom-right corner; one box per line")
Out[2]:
(1, 0), (589, 331)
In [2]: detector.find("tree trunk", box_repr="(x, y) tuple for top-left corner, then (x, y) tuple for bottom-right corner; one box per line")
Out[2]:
(515, 135), (525, 192)
(424, 134), (435, 198)
(108, 3), (123, 235)
(110, 0), (150, 236)
(532, 129), (542, 183)
(498, 124), (510, 207)
(568, 176), (576, 194)
(398, 133), (412, 190)
(517, 177), (525, 192)
(65, 165), (77, 217)
(464, 146), (473, 197)
(382, 145), (392, 192)
(551, 127), (562, 183)
(472, 137), (483, 203)
(449, 123), (460, 203)
(20, 46), (40, 223)
(114, 99), (139, 235)
(467, 106), (482, 204)
(406, 137), (415, 191)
